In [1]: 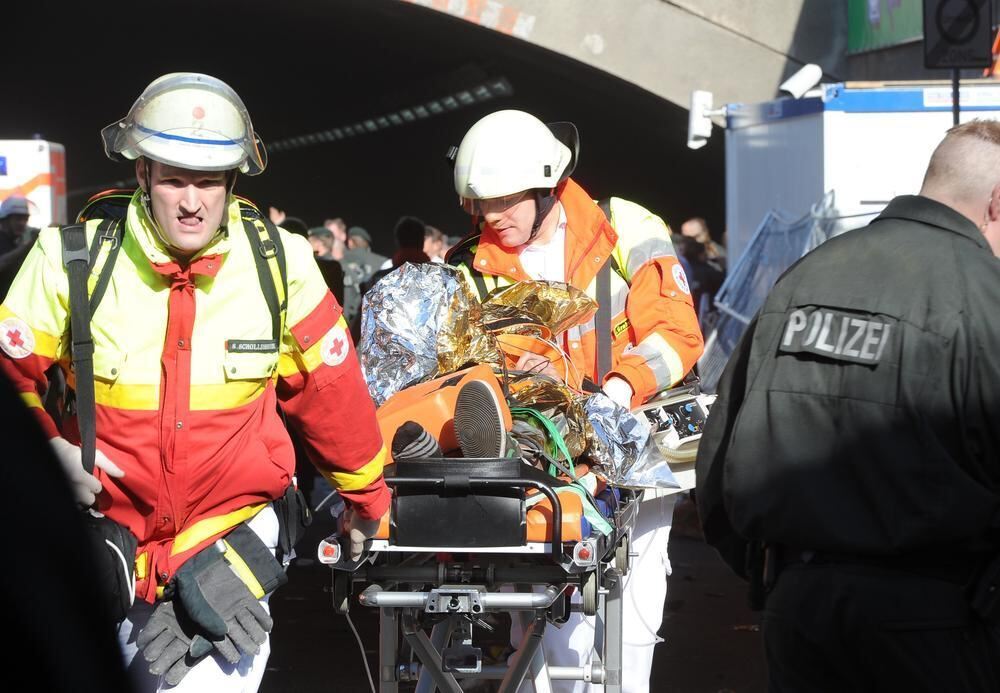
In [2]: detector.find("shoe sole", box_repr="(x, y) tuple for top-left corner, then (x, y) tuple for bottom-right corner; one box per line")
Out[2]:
(454, 380), (507, 459)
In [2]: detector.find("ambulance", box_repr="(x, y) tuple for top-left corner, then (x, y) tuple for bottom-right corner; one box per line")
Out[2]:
(0, 139), (67, 229)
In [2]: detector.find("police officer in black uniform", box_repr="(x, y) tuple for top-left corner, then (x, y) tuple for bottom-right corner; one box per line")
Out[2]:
(696, 120), (1000, 691)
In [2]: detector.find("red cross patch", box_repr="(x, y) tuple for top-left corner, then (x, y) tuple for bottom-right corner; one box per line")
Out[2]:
(0, 318), (34, 359)
(321, 324), (350, 367)
(672, 263), (691, 296)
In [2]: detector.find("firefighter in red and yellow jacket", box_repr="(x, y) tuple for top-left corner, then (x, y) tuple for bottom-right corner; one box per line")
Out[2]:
(0, 73), (388, 691)
(448, 110), (704, 693)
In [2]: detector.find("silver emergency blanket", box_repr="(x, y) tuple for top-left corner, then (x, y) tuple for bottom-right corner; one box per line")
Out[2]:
(360, 262), (499, 405)
(584, 393), (680, 490)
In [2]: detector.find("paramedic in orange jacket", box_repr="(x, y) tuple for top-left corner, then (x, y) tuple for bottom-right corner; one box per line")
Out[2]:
(448, 110), (704, 693)
(0, 73), (388, 691)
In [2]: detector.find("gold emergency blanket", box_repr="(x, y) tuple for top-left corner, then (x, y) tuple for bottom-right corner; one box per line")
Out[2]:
(507, 374), (591, 459)
(484, 281), (598, 336)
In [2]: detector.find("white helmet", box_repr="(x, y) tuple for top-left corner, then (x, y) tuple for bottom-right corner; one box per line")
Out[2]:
(453, 110), (578, 212)
(101, 72), (266, 175)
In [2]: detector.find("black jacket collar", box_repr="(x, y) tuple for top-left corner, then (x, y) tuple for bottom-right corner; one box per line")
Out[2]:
(875, 195), (991, 252)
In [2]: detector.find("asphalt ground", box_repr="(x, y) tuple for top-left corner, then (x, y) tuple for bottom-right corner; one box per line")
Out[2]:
(261, 497), (767, 693)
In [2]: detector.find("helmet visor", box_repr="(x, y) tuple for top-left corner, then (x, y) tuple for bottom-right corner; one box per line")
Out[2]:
(459, 190), (529, 216)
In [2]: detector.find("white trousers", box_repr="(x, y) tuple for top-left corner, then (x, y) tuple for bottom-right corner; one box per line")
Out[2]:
(118, 506), (279, 693)
(514, 494), (676, 693)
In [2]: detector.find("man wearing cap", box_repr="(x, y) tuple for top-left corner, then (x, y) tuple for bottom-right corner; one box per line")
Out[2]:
(341, 226), (386, 333)
(0, 73), (389, 691)
(0, 196), (39, 300)
(0, 196), (35, 254)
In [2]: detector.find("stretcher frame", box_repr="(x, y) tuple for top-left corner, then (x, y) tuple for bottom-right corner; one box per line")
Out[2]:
(320, 458), (641, 692)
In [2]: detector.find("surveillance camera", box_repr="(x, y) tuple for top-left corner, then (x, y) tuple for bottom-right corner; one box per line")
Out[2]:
(687, 90), (714, 150)
(779, 63), (823, 99)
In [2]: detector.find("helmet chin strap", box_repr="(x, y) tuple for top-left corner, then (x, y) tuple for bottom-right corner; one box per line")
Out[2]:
(529, 189), (557, 242)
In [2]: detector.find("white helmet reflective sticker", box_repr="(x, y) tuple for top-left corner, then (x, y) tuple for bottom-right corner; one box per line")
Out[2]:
(0, 318), (34, 359)
(321, 324), (350, 367)
(672, 264), (691, 295)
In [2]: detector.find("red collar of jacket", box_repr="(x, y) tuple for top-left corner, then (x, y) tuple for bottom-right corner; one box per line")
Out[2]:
(474, 178), (618, 289)
(149, 252), (224, 281)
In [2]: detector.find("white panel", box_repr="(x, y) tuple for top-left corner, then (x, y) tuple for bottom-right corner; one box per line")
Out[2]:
(824, 108), (1000, 230)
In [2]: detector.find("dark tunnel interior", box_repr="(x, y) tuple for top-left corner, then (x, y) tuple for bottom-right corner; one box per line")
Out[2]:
(5, 0), (725, 253)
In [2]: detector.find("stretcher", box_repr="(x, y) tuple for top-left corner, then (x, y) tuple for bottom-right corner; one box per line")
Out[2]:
(319, 454), (641, 692)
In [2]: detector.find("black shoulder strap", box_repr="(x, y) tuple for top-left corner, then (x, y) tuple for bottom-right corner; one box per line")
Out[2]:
(595, 198), (617, 382)
(58, 218), (124, 475)
(241, 218), (287, 347)
(60, 224), (97, 475)
(88, 219), (124, 316)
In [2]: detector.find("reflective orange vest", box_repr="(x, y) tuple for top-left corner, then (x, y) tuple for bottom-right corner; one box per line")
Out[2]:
(449, 178), (704, 407)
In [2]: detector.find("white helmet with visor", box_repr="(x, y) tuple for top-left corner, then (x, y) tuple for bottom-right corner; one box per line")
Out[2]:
(101, 72), (266, 175)
(453, 109), (578, 215)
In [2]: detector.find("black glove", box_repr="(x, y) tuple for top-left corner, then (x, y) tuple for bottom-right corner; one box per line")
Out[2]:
(136, 600), (214, 685)
(171, 544), (274, 663)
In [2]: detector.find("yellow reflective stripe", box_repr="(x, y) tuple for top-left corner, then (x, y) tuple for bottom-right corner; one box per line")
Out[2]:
(19, 392), (42, 408)
(92, 381), (159, 410)
(322, 445), (387, 492)
(74, 380), (268, 412)
(277, 352), (299, 378)
(135, 552), (149, 580)
(171, 503), (267, 556)
(190, 381), (268, 411)
(0, 305), (60, 359)
(222, 539), (266, 599)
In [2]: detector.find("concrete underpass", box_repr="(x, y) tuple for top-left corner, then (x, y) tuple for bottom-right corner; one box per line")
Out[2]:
(6, 0), (852, 251)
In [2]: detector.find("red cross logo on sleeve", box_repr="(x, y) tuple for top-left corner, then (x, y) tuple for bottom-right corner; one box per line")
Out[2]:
(329, 337), (344, 358)
(6, 329), (24, 349)
(0, 318), (34, 359)
(321, 325), (350, 367)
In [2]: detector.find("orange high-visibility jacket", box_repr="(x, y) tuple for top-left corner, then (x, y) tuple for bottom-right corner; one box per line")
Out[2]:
(0, 191), (388, 602)
(449, 178), (704, 407)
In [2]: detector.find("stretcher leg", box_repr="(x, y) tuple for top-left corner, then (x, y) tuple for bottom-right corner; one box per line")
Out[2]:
(402, 612), (464, 693)
(529, 644), (555, 693)
(602, 569), (624, 693)
(499, 611), (548, 693)
(380, 607), (400, 693)
(415, 619), (456, 693)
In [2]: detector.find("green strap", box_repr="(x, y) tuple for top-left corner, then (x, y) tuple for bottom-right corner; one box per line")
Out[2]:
(510, 406), (576, 480)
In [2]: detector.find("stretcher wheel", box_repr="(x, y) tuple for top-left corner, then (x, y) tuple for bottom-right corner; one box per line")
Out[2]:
(615, 534), (630, 575)
(332, 570), (351, 614)
(582, 571), (598, 617)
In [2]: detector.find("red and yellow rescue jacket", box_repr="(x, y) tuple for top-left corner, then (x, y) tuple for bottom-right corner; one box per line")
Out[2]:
(449, 178), (704, 407)
(0, 191), (388, 602)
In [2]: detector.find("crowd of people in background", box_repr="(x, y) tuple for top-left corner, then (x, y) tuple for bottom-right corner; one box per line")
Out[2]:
(247, 204), (728, 342)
